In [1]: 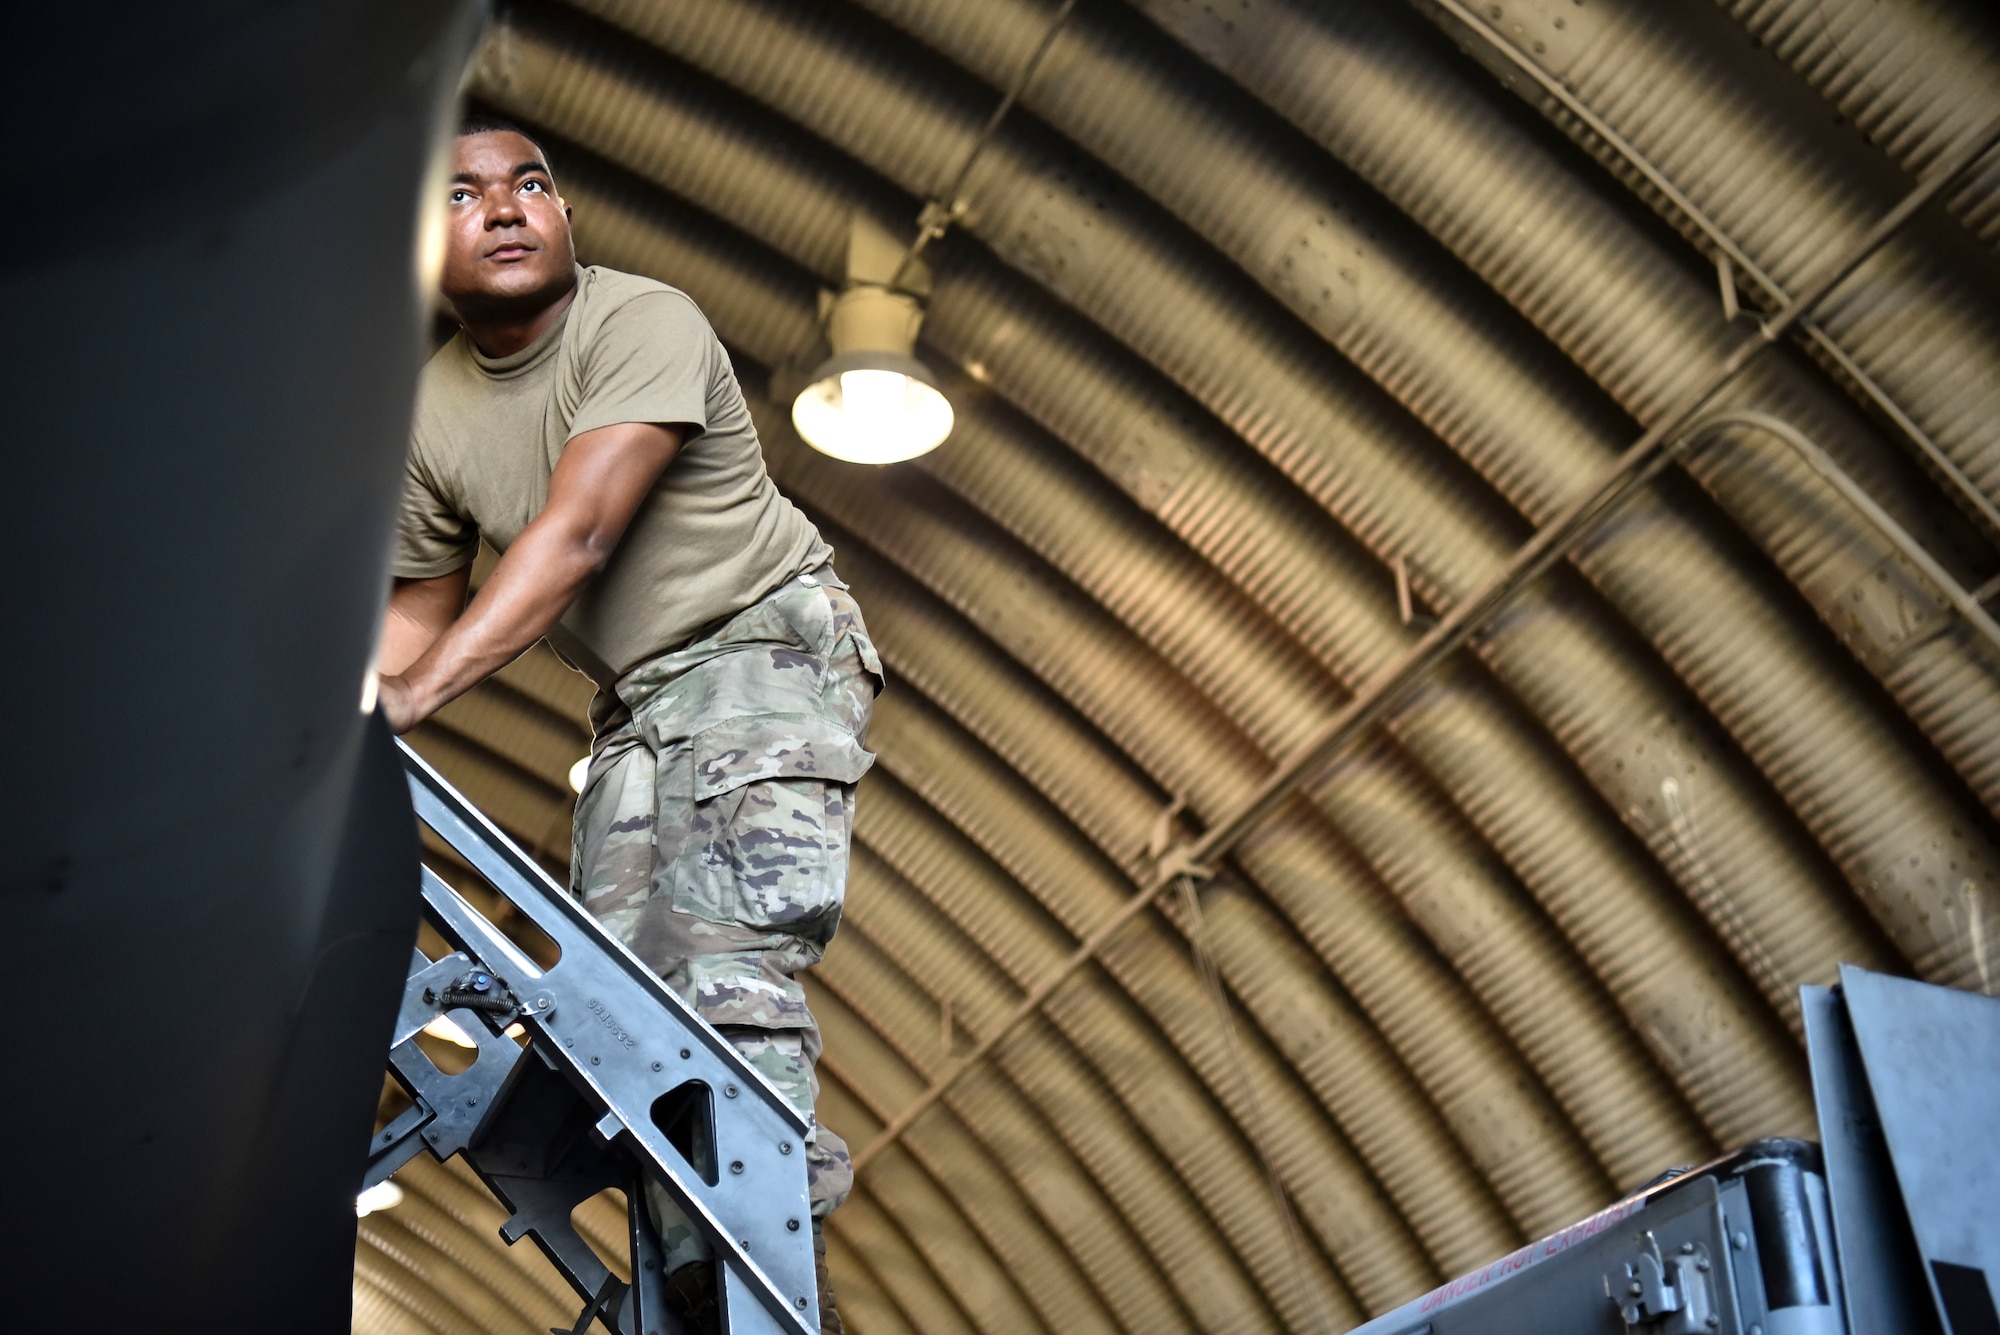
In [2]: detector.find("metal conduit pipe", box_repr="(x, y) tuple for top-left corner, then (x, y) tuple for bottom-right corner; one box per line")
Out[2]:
(1420, 0), (2000, 543)
(912, 252), (1897, 1010)
(1173, 877), (1523, 1273)
(841, 842), (1367, 1329)
(855, 774), (1435, 1312)
(492, 2), (1992, 1011)
(797, 1174), (967, 1334)
(867, 686), (1520, 1278)
(1418, 0), (2000, 518)
(815, 1010), (1092, 1335)
(860, 647), (1512, 1295)
(812, 983), (1208, 1335)
(810, 1061), (1128, 1335)
(532, 166), (1872, 1327)
(814, 921), (1292, 1334)
(553, 143), (1806, 1175)
(1123, 0), (2000, 979)
(1719, 0), (2000, 251)
(817, 1058), (1069, 1332)
(537, 147), (1626, 1234)
(1689, 409), (2000, 655)
(828, 851), (1264, 1327)
(808, 1069), (1056, 1335)
(474, 12), (1896, 1056)
(446, 10), (1992, 1311)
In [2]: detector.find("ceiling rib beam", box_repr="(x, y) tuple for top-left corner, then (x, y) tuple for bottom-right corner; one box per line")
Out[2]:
(850, 111), (2000, 1176)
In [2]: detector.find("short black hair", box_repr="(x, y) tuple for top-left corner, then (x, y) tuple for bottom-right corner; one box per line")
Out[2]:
(458, 113), (552, 169)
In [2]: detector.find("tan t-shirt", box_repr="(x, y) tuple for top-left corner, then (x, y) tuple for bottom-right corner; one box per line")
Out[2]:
(396, 266), (832, 684)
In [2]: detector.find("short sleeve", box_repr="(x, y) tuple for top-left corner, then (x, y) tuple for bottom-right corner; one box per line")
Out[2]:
(567, 290), (717, 443)
(393, 446), (477, 580)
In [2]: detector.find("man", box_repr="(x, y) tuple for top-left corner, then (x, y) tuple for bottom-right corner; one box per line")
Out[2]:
(376, 114), (877, 1332)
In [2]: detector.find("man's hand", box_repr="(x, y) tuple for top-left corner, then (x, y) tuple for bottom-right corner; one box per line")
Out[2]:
(377, 420), (684, 732)
(374, 672), (422, 734)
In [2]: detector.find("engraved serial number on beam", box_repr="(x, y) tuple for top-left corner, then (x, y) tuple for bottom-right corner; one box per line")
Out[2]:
(586, 997), (639, 1049)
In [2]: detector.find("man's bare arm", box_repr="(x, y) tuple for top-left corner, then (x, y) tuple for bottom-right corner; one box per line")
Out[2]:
(380, 568), (471, 676)
(377, 420), (684, 732)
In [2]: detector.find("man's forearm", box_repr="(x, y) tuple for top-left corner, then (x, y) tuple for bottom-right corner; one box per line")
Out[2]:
(377, 421), (683, 733)
(385, 527), (602, 727)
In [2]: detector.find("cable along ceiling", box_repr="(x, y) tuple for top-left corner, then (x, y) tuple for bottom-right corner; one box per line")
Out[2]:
(364, 1), (2000, 1332)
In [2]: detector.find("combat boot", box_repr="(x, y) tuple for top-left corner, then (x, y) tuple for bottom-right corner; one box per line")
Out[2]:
(664, 1260), (719, 1335)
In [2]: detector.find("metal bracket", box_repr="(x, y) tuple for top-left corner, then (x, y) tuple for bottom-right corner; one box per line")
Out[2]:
(1605, 1233), (1719, 1333)
(368, 740), (819, 1335)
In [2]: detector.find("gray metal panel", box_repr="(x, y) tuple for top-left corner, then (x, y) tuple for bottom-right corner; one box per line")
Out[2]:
(1800, 984), (1941, 1335)
(1841, 965), (2000, 1333)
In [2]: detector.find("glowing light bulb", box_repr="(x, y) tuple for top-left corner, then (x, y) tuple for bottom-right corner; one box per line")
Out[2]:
(792, 362), (954, 465)
(568, 755), (591, 794)
(840, 368), (907, 430)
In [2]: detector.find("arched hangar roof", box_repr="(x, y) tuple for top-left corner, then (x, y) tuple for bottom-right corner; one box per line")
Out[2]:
(359, 1), (2000, 1331)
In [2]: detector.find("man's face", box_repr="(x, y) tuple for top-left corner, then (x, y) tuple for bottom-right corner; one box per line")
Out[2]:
(439, 131), (575, 316)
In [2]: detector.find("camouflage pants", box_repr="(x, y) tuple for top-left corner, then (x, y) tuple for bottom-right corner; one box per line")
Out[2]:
(571, 568), (880, 1271)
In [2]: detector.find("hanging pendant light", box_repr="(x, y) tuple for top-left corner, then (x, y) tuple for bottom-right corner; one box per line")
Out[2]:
(792, 216), (954, 464)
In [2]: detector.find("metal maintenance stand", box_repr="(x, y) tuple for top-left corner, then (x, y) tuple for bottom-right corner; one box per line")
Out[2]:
(364, 740), (819, 1335)
(1345, 966), (1999, 1335)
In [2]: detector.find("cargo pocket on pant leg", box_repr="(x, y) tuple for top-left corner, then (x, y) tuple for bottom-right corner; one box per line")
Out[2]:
(667, 715), (873, 933)
(674, 775), (846, 934)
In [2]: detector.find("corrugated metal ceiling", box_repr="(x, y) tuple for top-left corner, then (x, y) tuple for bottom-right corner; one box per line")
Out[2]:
(356, 1), (2000, 1330)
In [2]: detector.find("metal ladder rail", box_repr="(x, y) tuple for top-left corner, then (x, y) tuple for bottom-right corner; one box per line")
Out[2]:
(365, 738), (820, 1335)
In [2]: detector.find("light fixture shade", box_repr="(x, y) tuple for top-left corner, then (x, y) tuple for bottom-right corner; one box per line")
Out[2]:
(792, 350), (955, 464)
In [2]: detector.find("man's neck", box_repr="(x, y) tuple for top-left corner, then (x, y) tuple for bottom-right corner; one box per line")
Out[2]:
(459, 281), (579, 359)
